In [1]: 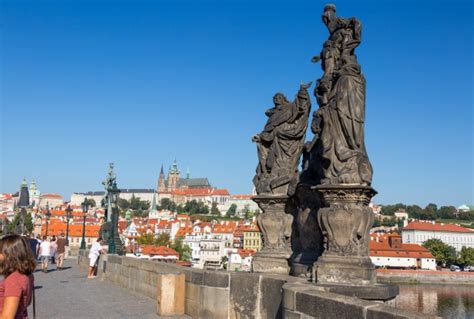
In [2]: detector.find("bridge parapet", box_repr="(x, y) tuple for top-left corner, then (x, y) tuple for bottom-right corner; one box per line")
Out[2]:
(77, 251), (438, 319)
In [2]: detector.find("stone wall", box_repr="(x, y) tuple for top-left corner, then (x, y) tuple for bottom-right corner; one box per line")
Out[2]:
(78, 251), (438, 319)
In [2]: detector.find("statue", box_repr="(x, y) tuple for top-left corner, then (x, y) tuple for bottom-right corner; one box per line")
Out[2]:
(299, 4), (381, 286)
(253, 82), (312, 196)
(99, 163), (123, 254)
(251, 82), (312, 274)
(306, 3), (373, 186)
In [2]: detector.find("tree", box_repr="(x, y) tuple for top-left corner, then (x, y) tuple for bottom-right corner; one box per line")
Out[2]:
(211, 202), (221, 215)
(372, 218), (381, 228)
(24, 213), (33, 233)
(457, 247), (474, 268)
(170, 237), (192, 261)
(422, 238), (457, 267)
(381, 217), (397, 227)
(221, 256), (228, 270)
(226, 204), (237, 218)
(137, 233), (155, 245)
(380, 203), (406, 216)
(437, 206), (457, 219)
(85, 198), (96, 208)
(154, 233), (171, 247)
(159, 198), (177, 211)
(406, 205), (423, 219)
(459, 210), (474, 221)
(118, 198), (130, 211)
(422, 203), (438, 220)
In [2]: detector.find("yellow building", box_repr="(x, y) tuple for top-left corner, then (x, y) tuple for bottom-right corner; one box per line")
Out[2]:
(242, 224), (262, 252)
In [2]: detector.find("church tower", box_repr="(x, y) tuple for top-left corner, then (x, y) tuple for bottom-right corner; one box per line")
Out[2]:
(157, 165), (166, 192)
(168, 160), (181, 191)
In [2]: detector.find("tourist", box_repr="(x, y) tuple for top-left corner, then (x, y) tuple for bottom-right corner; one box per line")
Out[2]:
(39, 236), (51, 273)
(0, 234), (35, 319)
(88, 237), (104, 279)
(56, 233), (67, 270)
(50, 236), (58, 265)
(35, 235), (42, 261)
(28, 233), (39, 261)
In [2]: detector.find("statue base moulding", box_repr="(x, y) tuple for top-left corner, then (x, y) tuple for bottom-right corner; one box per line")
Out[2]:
(252, 195), (293, 275)
(313, 185), (377, 285)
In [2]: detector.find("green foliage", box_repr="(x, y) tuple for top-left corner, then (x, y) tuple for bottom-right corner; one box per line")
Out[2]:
(422, 238), (457, 266)
(118, 196), (150, 217)
(226, 204), (237, 218)
(118, 198), (129, 211)
(459, 210), (474, 221)
(159, 198), (177, 211)
(380, 203), (406, 216)
(170, 237), (192, 261)
(24, 213), (33, 233)
(406, 205), (423, 219)
(137, 233), (155, 245)
(211, 202), (220, 215)
(457, 247), (474, 267)
(372, 218), (381, 227)
(184, 200), (209, 215)
(155, 233), (171, 247)
(85, 198), (96, 208)
(437, 206), (457, 219)
(381, 217), (397, 227)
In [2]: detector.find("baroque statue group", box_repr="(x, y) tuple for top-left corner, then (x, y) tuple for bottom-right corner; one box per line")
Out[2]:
(252, 4), (378, 286)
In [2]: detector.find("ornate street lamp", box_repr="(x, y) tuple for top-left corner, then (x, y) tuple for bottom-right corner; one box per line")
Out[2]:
(80, 198), (89, 250)
(44, 202), (51, 237)
(65, 205), (73, 246)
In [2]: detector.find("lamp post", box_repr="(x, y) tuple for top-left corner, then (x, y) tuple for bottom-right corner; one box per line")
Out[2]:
(80, 198), (89, 250)
(44, 202), (51, 237)
(65, 205), (73, 246)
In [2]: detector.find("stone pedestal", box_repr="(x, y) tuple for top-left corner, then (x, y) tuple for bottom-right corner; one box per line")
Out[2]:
(314, 185), (377, 285)
(252, 195), (293, 274)
(290, 185), (324, 277)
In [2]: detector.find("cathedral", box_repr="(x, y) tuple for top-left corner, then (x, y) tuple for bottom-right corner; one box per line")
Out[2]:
(157, 160), (211, 193)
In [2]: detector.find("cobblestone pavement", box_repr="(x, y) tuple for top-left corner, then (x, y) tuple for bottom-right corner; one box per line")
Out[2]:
(28, 259), (158, 319)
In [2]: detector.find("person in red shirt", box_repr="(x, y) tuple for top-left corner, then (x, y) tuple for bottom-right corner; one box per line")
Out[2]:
(0, 234), (36, 319)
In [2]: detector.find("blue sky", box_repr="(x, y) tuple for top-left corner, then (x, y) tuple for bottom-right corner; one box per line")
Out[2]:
(1, 0), (472, 207)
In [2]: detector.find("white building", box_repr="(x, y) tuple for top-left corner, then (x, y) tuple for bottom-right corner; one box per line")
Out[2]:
(220, 195), (261, 217)
(402, 221), (474, 251)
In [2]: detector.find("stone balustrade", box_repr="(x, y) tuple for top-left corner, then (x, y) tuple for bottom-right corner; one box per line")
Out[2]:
(77, 251), (438, 319)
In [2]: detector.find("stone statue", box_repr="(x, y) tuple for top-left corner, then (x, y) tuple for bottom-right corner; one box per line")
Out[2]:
(306, 3), (372, 186)
(253, 82), (312, 196)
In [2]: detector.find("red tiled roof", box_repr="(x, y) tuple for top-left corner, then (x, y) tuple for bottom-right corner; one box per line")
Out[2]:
(41, 222), (101, 238)
(213, 221), (237, 234)
(238, 249), (256, 258)
(41, 193), (63, 199)
(403, 221), (473, 233)
(171, 188), (230, 197)
(369, 233), (434, 259)
(141, 245), (179, 257)
(175, 226), (193, 237)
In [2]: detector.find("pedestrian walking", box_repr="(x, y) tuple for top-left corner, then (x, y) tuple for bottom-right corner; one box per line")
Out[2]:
(50, 236), (58, 264)
(56, 233), (67, 270)
(39, 236), (51, 273)
(88, 237), (104, 279)
(0, 234), (36, 319)
(28, 233), (39, 261)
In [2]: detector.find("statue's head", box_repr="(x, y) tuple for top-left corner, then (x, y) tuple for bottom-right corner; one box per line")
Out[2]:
(273, 93), (287, 106)
(322, 3), (336, 25)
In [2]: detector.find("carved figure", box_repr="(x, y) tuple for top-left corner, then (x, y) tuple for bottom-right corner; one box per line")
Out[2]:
(307, 4), (373, 186)
(253, 82), (312, 196)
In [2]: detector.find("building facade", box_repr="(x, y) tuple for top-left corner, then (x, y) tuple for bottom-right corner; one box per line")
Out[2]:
(402, 221), (474, 251)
